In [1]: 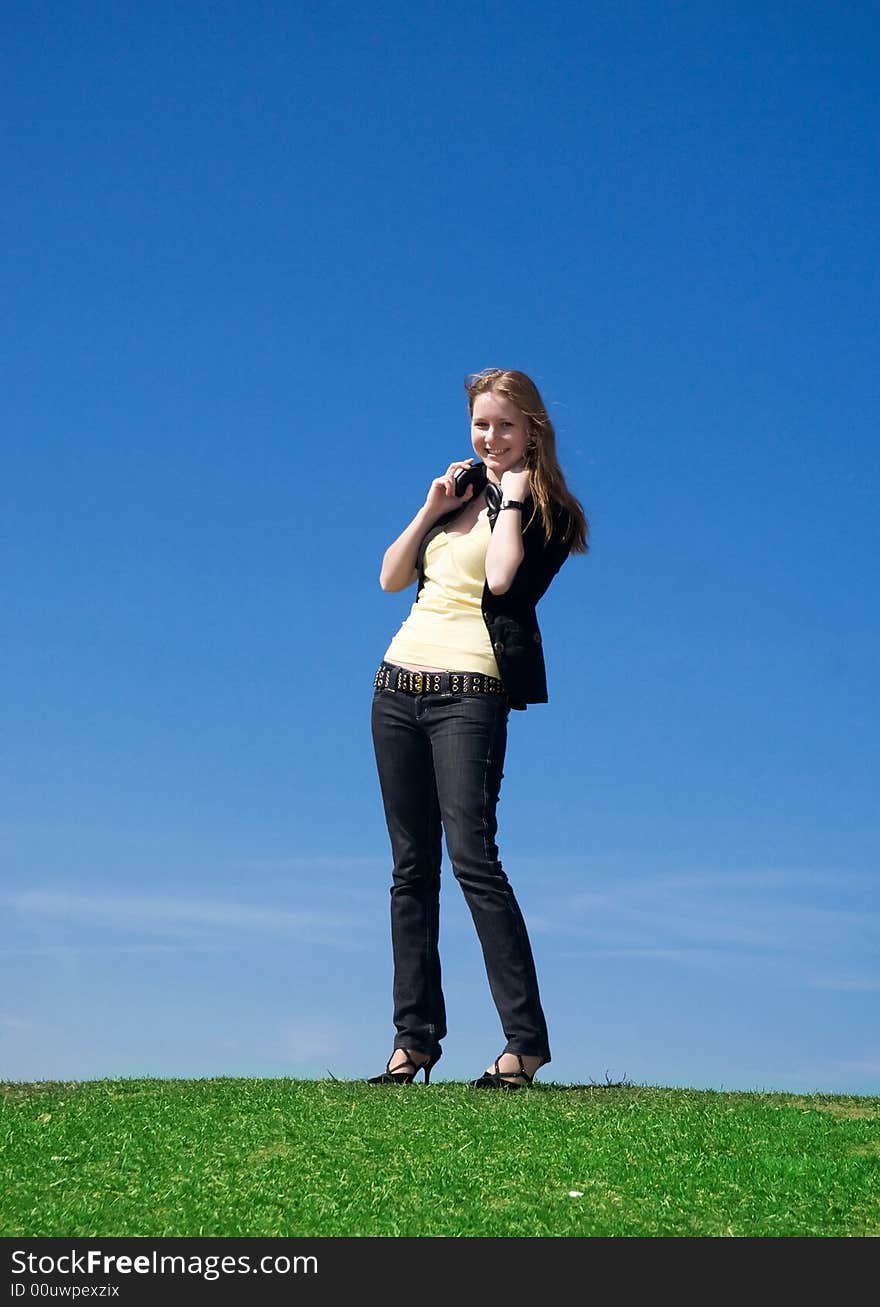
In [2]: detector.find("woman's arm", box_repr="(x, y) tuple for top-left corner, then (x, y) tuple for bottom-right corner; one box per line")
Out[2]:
(379, 461), (476, 591)
(485, 467), (531, 594)
(379, 504), (443, 592)
(484, 506), (525, 594)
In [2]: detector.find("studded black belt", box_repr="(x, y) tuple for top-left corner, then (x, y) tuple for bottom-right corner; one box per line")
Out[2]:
(374, 660), (507, 697)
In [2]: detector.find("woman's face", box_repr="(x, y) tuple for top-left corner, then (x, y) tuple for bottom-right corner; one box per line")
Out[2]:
(470, 390), (530, 483)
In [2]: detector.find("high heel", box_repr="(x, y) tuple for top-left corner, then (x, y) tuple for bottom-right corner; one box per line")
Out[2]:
(367, 1045), (442, 1085)
(470, 1052), (541, 1090)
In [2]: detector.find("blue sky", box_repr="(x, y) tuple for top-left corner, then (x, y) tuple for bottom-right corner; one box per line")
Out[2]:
(2, 1), (878, 1094)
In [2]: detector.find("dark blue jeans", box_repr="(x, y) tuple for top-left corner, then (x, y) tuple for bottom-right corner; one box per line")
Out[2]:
(370, 675), (551, 1063)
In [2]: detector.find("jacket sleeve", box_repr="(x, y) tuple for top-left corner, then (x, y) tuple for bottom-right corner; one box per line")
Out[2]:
(519, 504), (572, 603)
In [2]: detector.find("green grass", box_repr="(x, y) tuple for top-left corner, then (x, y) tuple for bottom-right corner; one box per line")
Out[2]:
(2, 1077), (879, 1237)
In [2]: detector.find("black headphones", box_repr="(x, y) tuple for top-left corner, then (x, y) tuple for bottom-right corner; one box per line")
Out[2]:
(484, 480), (502, 516)
(453, 462), (503, 517)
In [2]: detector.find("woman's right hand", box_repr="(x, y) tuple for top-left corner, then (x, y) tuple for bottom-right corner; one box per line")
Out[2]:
(381, 460), (477, 591)
(424, 460), (476, 516)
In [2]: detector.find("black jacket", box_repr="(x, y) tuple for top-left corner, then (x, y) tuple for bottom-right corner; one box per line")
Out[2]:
(414, 495), (573, 710)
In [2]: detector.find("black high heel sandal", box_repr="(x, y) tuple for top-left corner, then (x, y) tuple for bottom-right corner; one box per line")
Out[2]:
(470, 1052), (541, 1090)
(367, 1046), (442, 1086)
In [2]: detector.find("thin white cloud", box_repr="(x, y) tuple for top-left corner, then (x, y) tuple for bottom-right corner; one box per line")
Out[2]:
(517, 860), (877, 897)
(803, 975), (880, 993)
(230, 855), (387, 871)
(0, 944), (240, 957)
(4, 889), (365, 945)
(529, 860), (879, 993)
(540, 866), (879, 947)
(557, 945), (880, 992)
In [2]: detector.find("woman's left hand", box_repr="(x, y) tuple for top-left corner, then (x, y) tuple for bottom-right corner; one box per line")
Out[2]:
(499, 467), (531, 501)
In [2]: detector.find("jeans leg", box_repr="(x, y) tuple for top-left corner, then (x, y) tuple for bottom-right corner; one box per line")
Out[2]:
(426, 694), (551, 1063)
(370, 688), (446, 1052)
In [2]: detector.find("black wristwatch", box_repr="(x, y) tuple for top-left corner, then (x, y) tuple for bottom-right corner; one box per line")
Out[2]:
(500, 499), (526, 512)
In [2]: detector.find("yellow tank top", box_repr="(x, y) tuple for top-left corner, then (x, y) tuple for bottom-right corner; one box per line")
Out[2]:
(384, 516), (501, 677)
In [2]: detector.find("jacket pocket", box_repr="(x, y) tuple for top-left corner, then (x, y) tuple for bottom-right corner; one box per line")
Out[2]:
(486, 613), (529, 659)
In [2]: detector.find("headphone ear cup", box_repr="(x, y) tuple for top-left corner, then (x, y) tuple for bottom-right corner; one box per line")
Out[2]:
(485, 480), (502, 516)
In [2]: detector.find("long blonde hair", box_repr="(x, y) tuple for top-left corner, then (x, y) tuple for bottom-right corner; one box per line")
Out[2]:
(465, 369), (589, 553)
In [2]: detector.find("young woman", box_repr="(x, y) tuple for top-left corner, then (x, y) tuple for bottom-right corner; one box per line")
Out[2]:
(368, 369), (589, 1089)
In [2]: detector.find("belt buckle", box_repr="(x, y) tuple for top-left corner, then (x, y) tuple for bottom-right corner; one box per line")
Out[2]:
(413, 671), (424, 692)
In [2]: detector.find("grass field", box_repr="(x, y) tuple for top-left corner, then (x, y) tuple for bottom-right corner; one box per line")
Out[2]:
(2, 1077), (878, 1237)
